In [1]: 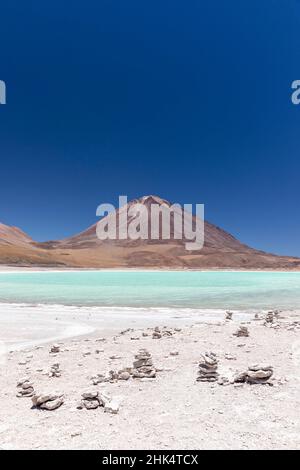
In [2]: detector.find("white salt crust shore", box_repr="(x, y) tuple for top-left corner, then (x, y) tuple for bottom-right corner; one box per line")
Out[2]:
(0, 304), (300, 450)
(0, 302), (264, 352)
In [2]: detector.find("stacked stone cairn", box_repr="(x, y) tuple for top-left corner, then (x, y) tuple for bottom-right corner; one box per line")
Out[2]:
(197, 352), (219, 382)
(152, 326), (175, 339)
(132, 349), (156, 379)
(78, 391), (119, 414)
(233, 325), (249, 337)
(50, 344), (60, 354)
(234, 364), (273, 385)
(32, 392), (64, 410)
(152, 327), (162, 339)
(91, 368), (131, 385)
(225, 311), (233, 321)
(16, 378), (35, 398)
(265, 311), (275, 325)
(49, 363), (61, 378)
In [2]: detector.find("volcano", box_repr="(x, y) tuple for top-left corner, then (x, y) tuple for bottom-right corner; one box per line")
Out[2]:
(1, 195), (300, 269)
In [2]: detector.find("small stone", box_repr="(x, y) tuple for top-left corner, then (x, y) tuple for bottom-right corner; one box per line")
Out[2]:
(82, 399), (99, 410)
(225, 354), (237, 361)
(104, 399), (120, 415)
(118, 371), (131, 381)
(82, 391), (99, 399)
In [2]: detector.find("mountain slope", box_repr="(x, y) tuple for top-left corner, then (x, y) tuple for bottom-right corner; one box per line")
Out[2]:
(0, 223), (33, 247)
(1, 196), (300, 269)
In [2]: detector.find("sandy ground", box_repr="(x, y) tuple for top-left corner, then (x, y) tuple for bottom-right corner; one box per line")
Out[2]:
(0, 306), (300, 450)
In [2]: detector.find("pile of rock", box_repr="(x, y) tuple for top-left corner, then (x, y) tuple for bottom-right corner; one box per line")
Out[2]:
(91, 368), (131, 385)
(226, 311), (233, 321)
(264, 311), (281, 328)
(233, 326), (249, 337)
(49, 363), (61, 378)
(265, 312), (274, 325)
(32, 392), (64, 410)
(50, 344), (60, 354)
(197, 352), (219, 382)
(16, 378), (35, 398)
(78, 391), (119, 414)
(152, 326), (176, 339)
(132, 349), (156, 379)
(234, 364), (273, 385)
(152, 327), (162, 339)
(162, 328), (174, 337)
(91, 371), (115, 385)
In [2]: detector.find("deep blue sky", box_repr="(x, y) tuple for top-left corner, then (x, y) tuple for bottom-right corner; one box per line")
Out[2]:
(0, 0), (300, 255)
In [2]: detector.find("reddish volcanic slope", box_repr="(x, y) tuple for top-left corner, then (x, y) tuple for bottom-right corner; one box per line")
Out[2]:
(1, 196), (300, 269)
(0, 223), (33, 247)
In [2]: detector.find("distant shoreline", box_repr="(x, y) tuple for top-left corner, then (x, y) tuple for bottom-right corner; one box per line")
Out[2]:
(1, 265), (300, 273)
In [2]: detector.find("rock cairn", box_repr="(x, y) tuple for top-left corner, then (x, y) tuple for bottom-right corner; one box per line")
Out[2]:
(234, 364), (273, 385)
(50, 344), (60, 354)
(91, 371), (116, 385)
(226, 311), (233, 321)
(132, 349), (156, 379)
(233, 325), (249, 337)
(91, 368), (131, 385)
(152, 326), (176, 339)
(264, 311), (281, 328)
(78, 391), (119, 414)
(16, 378), (35, 398)
(162, 328), (174, 337)
(152, 327), (162, 339)
(265, 312), (274, 325)
(197, 352), (219, 382)
(32, 392), (64, 410)
(49, 363), (61, 378)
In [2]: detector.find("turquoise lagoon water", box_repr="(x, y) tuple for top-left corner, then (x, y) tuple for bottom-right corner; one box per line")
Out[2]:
(0, 271), (300, 310)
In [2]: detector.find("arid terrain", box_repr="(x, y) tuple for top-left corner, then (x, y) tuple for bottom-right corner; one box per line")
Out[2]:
(0, 308), (299, 450)
(1, 196), (300, 270)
